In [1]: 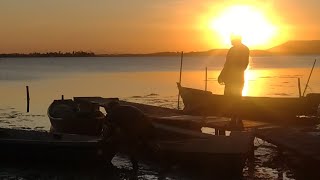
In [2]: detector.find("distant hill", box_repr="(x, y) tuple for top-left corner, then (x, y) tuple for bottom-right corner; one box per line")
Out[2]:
(100, 40), (320, 57)
(268, 40), (320, 55)
(188, 40), (320, 56)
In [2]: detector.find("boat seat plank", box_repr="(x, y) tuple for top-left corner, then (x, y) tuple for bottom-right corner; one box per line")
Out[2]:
(152, 122), (210, 138)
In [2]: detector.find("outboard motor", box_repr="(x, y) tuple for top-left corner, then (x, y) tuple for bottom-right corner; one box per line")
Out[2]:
(105, 102), (156, 170)
(106, 103), (155, 142)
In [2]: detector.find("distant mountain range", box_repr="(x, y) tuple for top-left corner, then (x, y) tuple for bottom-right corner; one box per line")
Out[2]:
(267, 40), (320, 55)
(98, 40), (320, 57)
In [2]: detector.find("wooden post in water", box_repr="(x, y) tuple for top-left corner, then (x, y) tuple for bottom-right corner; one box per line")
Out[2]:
(215, 128), (219, 136)
(26, 86), (30, 112)
(177, 51), (184, 110)
(247, 131), (255, 178)
(205, 67), (208, 91)
(61, 95), (64, 100)
(298, 78), (302, 98)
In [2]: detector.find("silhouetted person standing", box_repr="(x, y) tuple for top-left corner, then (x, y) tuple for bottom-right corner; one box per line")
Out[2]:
(218, 35), (249, 96)
(218, 35), (249, 129)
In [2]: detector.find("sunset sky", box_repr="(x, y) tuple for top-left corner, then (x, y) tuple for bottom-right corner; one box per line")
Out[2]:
(1, 0), (320, 53)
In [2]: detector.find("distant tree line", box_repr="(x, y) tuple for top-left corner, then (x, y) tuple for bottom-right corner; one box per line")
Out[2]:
(0, 51), (96, 57)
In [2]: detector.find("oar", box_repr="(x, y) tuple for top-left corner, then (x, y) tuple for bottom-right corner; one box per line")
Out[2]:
(177, 51), (183, 110)
(303, 59), (317, 97)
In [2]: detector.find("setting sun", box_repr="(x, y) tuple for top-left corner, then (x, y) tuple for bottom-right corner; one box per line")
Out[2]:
(210, 5), (277, 49)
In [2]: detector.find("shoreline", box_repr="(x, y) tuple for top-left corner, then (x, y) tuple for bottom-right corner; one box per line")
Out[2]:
(1, 53), (320, 58)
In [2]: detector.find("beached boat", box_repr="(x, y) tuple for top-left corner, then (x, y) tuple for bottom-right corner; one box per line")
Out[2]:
(177, 83), (320, 125)
(53, 97), (253, 177)
(0, 128), (116, 165)
(48, 99), (106, 135)
(46, 97), (254, 177)
(151, 122), (253, 177)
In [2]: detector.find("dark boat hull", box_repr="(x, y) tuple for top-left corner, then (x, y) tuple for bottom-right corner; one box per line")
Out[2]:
(177, 83), (320, 125)
(114, 123), (250, 177)
(0, 128), (115, 165)
(160, 150), (246, 177)
(142, 122), (253, 177)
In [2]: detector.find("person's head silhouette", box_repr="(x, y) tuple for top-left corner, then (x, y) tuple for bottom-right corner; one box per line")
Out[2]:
(230, 34), (242, 46)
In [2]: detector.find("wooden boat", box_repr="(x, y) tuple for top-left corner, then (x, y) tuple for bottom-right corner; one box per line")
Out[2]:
(48, 99), (107, 135)
(58, 97), (253, 177)
(46, 97), (254, 177)
(177, 83), (320, 125)
(0, 128), (116, 165)
(155, 125), (253, 178)
(118, 120), (253, 178)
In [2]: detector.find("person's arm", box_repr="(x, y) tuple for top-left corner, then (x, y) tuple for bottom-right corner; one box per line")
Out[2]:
(218, 47), (233, 84)
(239, 47), (249, 70)
(224, 47), (233, 69)
(243, 51), (249, 70)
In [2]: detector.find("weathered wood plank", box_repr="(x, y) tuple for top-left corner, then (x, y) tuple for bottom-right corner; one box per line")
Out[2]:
(73, 97), (271, 130)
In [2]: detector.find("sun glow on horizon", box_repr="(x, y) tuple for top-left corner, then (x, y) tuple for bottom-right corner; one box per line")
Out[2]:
(209, 5), (277, 49)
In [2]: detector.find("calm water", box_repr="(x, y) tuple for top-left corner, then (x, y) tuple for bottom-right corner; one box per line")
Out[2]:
(0, 56), (319, 179)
